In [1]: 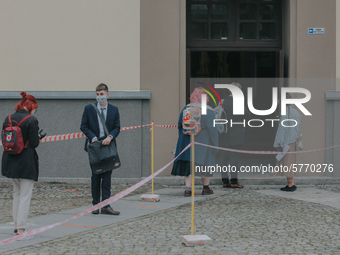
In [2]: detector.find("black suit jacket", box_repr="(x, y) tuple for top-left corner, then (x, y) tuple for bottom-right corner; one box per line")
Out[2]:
(80, 103), (120, 151)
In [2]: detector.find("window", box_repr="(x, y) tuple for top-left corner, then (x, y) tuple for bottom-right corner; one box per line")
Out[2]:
(189, 1), (229, 40)
(187, 0), (282, 48)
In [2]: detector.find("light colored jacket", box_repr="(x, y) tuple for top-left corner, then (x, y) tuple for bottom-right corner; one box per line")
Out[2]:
(273, 106), (301, 148)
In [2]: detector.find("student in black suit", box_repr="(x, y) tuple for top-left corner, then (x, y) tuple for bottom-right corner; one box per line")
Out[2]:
(80, 83), (120, 215)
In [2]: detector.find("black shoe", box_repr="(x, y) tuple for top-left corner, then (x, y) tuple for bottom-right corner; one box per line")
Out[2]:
(92, 209), (100, 214)
(101, 207), (120, 215)
(280, 185), (297, 192)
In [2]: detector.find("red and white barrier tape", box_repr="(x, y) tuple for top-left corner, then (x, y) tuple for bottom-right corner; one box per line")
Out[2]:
(1, 121), (339, 153)
(40, 133), (85, 143)
(154, 124), (177, 128)
(193, 141), (340, 154)
(120, 122), (152, 131)
(0, 123), (154, 145)
(0, 143), (192, 245)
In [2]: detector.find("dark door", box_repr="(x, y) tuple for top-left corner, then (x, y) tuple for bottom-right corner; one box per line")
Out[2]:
(187, 50), (283, 151)
(186, 0), (283, 163)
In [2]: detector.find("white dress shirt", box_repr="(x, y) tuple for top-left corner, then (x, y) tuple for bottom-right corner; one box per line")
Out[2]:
(97, 103), (107, 138)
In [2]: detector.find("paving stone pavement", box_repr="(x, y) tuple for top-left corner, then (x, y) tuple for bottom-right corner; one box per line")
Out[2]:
(0, 183), (340, 255)
(0, 182), (167, 225)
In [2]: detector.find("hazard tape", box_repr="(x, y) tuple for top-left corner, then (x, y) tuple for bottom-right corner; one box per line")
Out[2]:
(40, 133), (85, 143)
(0, 122), (175, 145)
(154, 124), (177, 128)
(0, 123), (154, 146)
(1, 121), (339, 153)
(0, 142), (192, 245)
(120, 122), (152, 131)
(193, 141), (340, 154)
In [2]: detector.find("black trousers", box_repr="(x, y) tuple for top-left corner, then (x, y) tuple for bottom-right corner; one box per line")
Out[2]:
(91, 170), (112, 208)
(220, 145), (242, 184)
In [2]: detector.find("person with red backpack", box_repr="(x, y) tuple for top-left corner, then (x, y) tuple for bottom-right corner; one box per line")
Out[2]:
(1, 92), (45, 240)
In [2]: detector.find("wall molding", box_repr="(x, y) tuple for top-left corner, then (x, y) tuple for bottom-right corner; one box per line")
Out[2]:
(325, 91), (340, 101)
(0, 91), (151, 100)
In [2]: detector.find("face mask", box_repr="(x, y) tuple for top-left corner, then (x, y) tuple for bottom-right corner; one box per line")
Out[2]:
(31, 109), (37, 115)
(96, 95), (107, 105)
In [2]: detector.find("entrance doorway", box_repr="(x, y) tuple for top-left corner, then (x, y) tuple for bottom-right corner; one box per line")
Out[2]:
(186, 0), (283, 169)
(191, 51), (278, 78)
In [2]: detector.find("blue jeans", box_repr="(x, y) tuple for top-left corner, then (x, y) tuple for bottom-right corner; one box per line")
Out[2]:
(91, 170), (112, 208)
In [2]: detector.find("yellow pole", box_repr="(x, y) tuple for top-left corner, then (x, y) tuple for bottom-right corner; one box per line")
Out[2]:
(151, 122), (154, 195)
(191, 133), (195, 235)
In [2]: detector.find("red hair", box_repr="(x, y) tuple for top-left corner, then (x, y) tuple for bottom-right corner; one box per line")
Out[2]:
(15, 92), (38, 112)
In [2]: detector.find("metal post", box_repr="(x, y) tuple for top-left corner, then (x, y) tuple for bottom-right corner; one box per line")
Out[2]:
(191, 134), (195, 235)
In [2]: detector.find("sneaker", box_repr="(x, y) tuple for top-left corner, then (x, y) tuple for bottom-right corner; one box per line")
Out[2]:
(13, 229), (17, 235)
(202, 188), (214, 195)
(16, 230), (34, 241)
(280, 185), (297, 192)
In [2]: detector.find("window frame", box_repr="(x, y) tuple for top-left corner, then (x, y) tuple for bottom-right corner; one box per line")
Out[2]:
(187, 0), (282, 49)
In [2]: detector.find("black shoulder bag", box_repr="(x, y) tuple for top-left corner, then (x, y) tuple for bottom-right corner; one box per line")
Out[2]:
(87, 104), (121, 174)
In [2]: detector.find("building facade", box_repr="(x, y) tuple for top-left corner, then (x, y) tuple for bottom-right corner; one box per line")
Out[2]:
(0, 0), (338, 180)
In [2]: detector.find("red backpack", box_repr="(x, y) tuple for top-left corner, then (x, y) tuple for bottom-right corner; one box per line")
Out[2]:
(1, 114), (32, 154)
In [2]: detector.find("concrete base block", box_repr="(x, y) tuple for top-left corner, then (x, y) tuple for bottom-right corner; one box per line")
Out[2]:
(140, 194), (160, 202)
(182, 235), (212, 246)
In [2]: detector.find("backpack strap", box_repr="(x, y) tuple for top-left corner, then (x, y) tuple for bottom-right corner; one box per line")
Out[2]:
(24, 140), (30, 149)
(18, 115), (33, 149)
(92, 104), (109, 136)
(8, 114), (12, 127)
(18, 115), (32, 127)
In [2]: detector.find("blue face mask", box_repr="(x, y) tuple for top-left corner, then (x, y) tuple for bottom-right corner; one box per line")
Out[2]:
(31, 109), (37, 115)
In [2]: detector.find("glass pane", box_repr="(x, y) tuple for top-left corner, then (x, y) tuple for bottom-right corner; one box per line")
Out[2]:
(212, 0), (229, 2)
(191, 23), (208, 39)
(260, 4), (275, 20)
(241, 0), (256, 2)
(256, 52), (277, 77)
(191, 4), (208, 20)
(211, 23), (228, 39)
(240, 4), (257, 20)
(259, 23), (276, 39)
(239, 23), (256, 39)
(211, 4), (228, 20)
